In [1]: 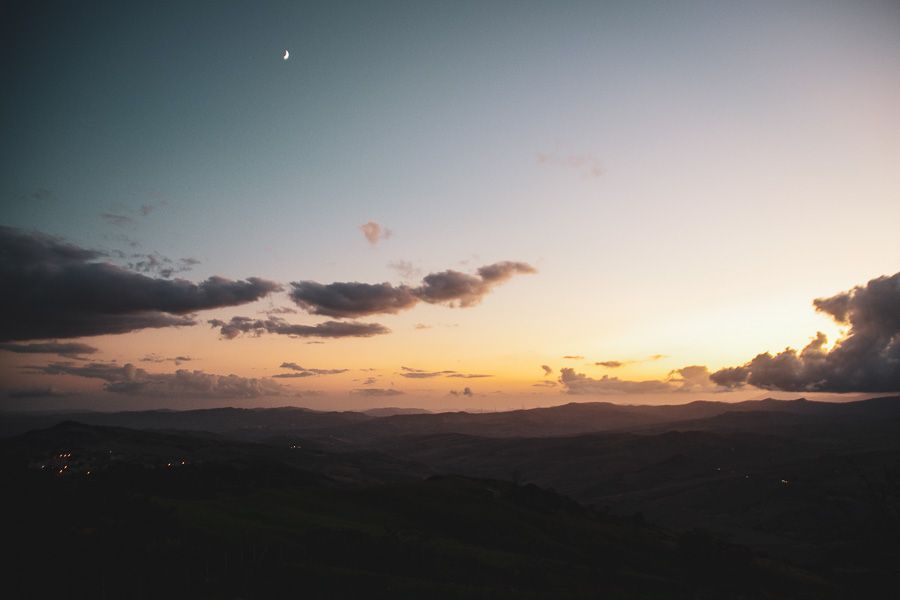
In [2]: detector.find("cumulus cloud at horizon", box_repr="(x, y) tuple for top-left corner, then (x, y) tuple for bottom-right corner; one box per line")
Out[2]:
(30, 361), (283, 398)
(709, 271), (900, 393)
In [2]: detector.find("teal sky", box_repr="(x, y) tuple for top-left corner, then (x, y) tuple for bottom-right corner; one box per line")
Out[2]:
(2, 1), (899, 409)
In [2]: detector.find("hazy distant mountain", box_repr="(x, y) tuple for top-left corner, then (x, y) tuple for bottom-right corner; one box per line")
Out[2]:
(4, 396), (899, 441)
(362, 407), (432, 417)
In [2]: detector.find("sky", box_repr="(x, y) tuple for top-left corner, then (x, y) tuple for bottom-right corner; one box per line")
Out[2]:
(1, 0), (898, 411)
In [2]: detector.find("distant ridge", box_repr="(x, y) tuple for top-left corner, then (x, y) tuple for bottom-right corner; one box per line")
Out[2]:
(2, 395), (897, 440)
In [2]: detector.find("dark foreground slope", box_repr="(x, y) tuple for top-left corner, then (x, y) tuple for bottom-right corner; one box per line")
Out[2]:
(362, 402), (900, 594)
(4, 423), (825, 600)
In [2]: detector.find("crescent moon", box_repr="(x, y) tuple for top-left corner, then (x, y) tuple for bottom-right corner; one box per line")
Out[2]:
(283, 50), (290, 60)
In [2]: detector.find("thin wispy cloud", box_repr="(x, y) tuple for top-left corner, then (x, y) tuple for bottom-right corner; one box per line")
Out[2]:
(400, 366), (492, 379)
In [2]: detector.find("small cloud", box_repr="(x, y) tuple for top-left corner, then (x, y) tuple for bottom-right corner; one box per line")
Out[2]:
(279, 362), (348, 376)
(360, 221), (392, 245)
(101, 213), (134, 227)
(595, 361), (624, 368)
(261, 306), (298, 316)
(541, 365), (553, 375)
(388, 260), (422, 280)
(449, 387), (474, 397)
(352, 388), (404, 397)
(141, 354), (193, 366)
(414, 323), (432, 330)
(563, 355), (584, 360)
(533, 380), (557, 387)
(400, 366), (490, 379)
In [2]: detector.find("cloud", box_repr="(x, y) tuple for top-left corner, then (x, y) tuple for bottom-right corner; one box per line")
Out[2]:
(563, 355), (584, 360)
(399, 366), (456, 379)
(667, 365), (715, 392)
(101, 213), (133, 227)
(558, 364), (718, 395)
(709, 366), (750, 389)
(449, 387), (474, 397)
(272, 372), (317, 379)
(209, 316), (389, 339)
(414, 323), (432, 330)
(541, 365), (553, 375)
(352, 388), (404, 397)
(288, 261), (536, 318)
(289, 281), (419, 318)
(261, 306), (298, 315)
(414, 262), (536, 307)
(533, 380), (557, 387)
(32, 361), (282, 398)
(558, 368), (674, 394)
(140, 354), (193, 366)
(0, 227), (280, 341)
(126, 252), (199, 278)
(388, 260), (422, 280)
(359, 221), (392, 245)
(400, 366), (491, 379)
(710, 271), (900, 393)
(278, 362), (348, 376)
(0, 341), (98, 358)
(595, 356), (666, 368)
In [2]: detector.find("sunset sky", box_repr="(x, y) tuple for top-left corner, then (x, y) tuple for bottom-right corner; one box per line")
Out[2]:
(2, 1), (898, 410)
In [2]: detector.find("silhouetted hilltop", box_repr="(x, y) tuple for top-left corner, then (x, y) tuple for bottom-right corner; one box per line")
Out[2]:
(4, 396), (898, 440)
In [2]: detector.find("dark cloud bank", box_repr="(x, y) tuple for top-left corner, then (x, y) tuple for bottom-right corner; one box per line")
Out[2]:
(0, 341), (98, 358)
(0, 227), (279, 341)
